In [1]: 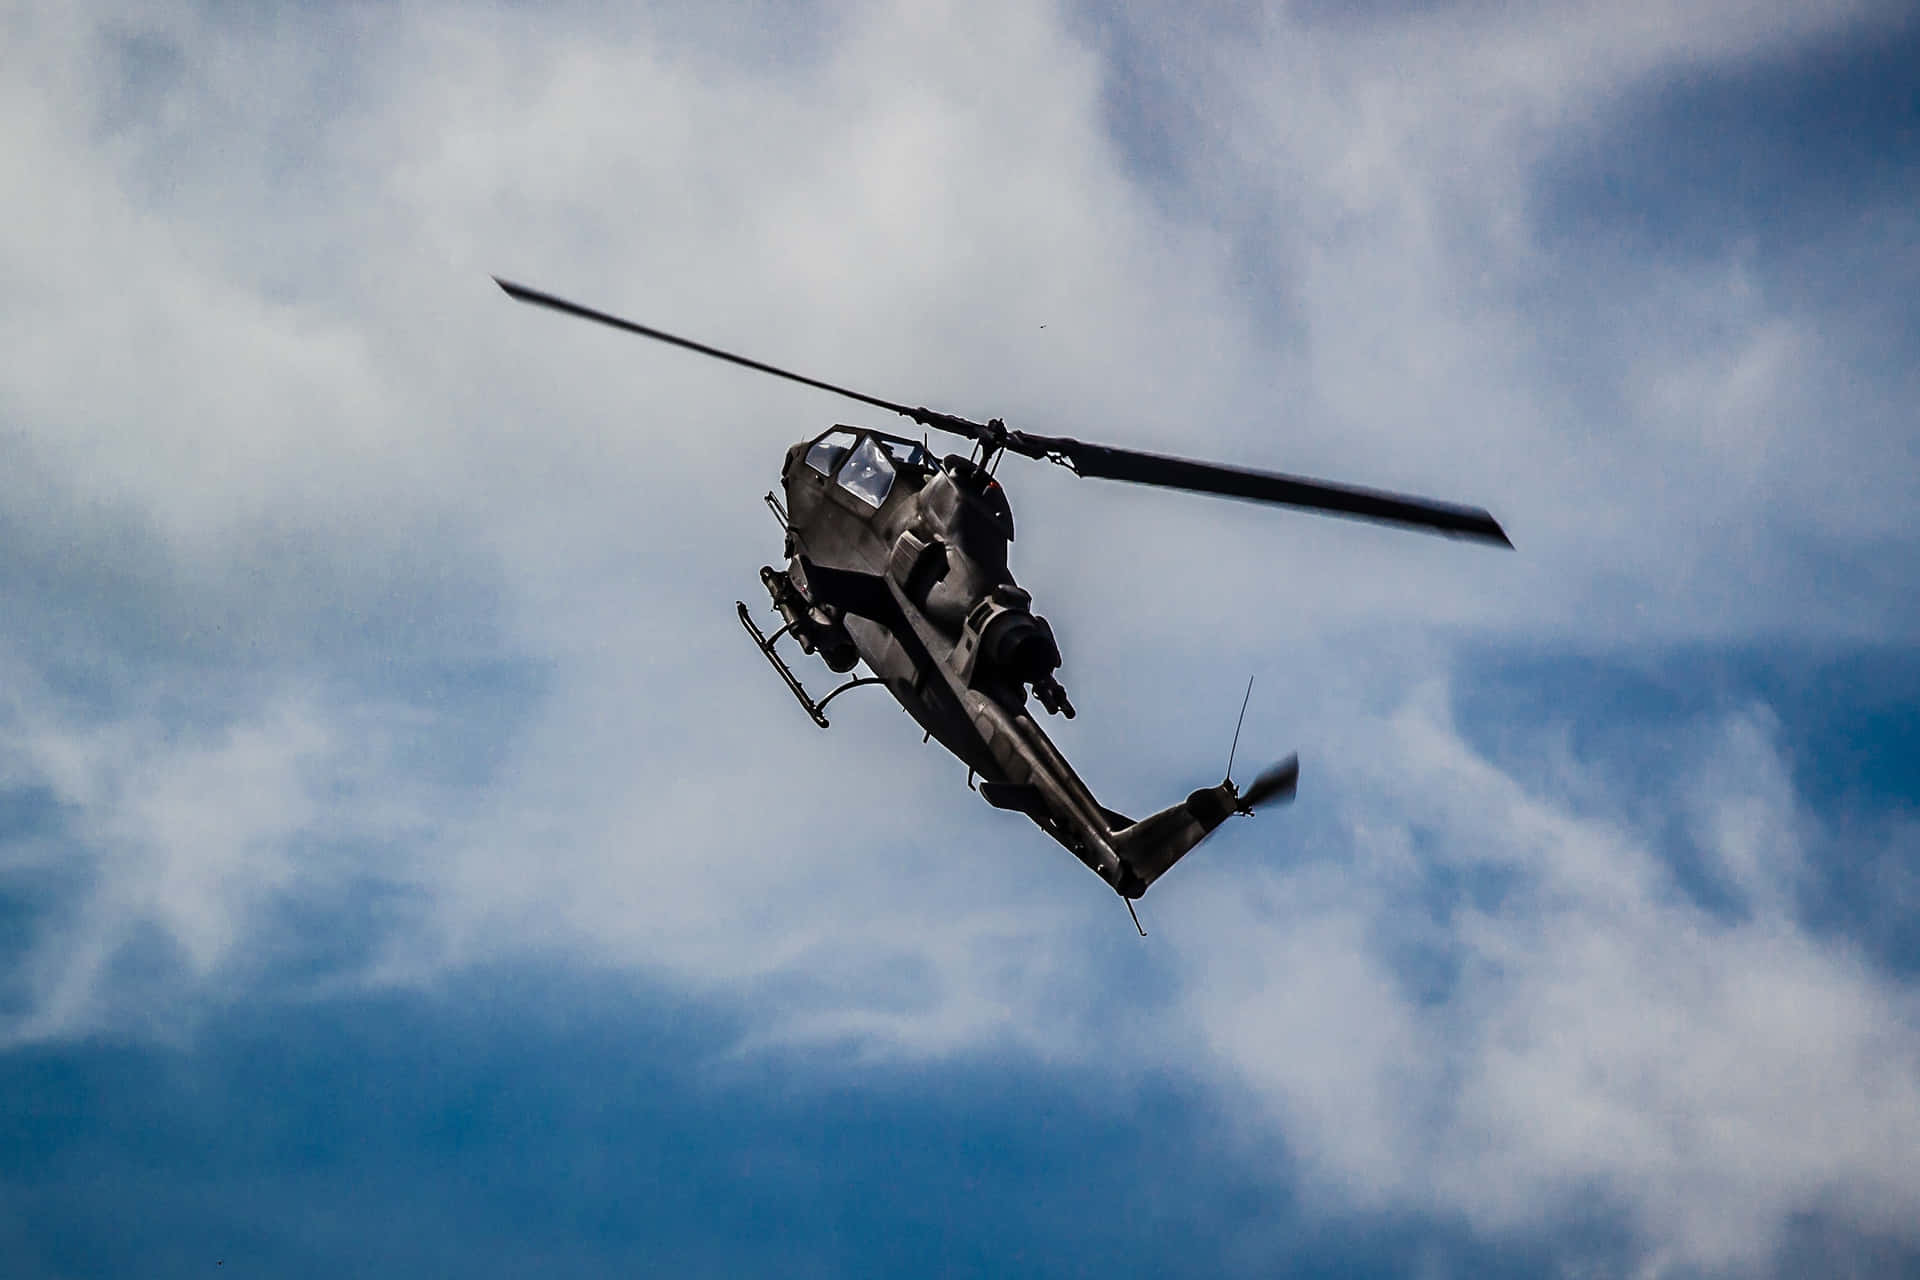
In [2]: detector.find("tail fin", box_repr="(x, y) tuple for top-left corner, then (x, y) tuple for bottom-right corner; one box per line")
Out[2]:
(1108, 753), (1299, 897)
(1108, 782), (1241, 896)
(1109, 682), (1301, 896)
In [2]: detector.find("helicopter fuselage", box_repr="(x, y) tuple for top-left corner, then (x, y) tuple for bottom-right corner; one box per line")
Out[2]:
(753, 424), (1243, 898)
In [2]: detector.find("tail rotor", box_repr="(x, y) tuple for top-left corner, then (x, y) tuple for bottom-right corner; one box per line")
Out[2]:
(1235, 753), (1299, 813)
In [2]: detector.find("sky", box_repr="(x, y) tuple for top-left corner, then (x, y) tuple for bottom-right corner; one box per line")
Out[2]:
(2, 0), (1918, 1275)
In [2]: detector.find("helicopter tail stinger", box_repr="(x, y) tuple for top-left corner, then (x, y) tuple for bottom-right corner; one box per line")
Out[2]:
(1107, 753), (1300, 898)
(1107, 783), (1240, 897)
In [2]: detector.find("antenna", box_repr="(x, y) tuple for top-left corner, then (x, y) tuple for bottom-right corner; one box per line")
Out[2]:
(1125, 897), (1147, 937)
(1225, 675), (1255, 781)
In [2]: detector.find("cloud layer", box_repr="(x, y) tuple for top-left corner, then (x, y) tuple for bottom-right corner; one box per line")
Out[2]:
(4, 0), (1918, 1272)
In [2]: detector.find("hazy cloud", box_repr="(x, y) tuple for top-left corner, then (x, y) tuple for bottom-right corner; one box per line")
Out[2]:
(3, 0), (1917, 1272)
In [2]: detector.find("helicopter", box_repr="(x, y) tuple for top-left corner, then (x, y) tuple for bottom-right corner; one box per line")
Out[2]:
(495, 277), (1510, 925)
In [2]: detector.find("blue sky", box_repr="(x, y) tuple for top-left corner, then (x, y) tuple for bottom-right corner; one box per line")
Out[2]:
(4, 1), (1919, 1275)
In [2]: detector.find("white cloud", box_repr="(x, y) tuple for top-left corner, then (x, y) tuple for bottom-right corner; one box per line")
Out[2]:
(0, 663), (439, 1042)
(1173, 690), (1920, 1274)
(2, 0), (1917, 1271)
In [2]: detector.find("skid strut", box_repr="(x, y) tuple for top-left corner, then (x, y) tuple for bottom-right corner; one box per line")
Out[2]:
(736, 601), (885, 728)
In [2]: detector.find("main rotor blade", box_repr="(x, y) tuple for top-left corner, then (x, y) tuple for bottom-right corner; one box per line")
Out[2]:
(494, 278), (1511, 544)
(1009, 433), (1512, 546)
(492, 277), (990, 440)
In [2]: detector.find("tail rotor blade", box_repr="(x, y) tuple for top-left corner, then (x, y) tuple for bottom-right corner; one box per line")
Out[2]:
(1239, 754), (1299, 810)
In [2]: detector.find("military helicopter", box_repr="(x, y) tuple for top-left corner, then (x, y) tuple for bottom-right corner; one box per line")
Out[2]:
(495, 278), (1510, 925)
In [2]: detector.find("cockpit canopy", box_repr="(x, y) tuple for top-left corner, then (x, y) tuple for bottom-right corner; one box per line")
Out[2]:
(803, 428), (935, 510)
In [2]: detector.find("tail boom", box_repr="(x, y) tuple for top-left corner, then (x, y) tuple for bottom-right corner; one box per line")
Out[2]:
(965, 692), (1292, 900)
(1107, 783), (1240, 898)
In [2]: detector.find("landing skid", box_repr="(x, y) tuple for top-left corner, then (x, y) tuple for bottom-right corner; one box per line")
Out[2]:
(736, 601), (884, 728)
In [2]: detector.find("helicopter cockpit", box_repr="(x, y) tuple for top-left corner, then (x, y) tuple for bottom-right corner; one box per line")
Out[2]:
(803, 428), (936, 510)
